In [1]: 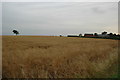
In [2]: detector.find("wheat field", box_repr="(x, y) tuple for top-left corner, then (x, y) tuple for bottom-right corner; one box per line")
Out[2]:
(2, 36), (119, 78)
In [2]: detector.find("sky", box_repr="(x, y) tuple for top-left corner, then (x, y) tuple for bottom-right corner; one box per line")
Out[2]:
(1, 0), (119, 2)
(2, 2), (118, 36)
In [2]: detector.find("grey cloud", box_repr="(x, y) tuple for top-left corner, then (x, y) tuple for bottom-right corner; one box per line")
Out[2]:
(92, 7), (105, 13)
(2, 2), (118, 35)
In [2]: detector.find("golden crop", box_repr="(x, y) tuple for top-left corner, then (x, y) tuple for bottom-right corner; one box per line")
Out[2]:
(2, 36), (119, 78)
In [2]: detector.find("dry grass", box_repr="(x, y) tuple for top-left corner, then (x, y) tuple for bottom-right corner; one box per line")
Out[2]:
(2, 36), (119, 78)
(0, 36), (2, 78)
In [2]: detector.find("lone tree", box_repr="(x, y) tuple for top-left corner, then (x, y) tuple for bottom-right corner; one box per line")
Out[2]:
(13, 30), (19, 35)
(60, 35), (62, 37)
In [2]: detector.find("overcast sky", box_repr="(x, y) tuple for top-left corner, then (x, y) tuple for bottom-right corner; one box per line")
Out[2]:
(1, 0), (119, 2)
(2, 2), (118, 36)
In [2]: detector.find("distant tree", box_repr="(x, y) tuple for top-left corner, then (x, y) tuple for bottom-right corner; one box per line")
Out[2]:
(102, 31), (107, 35)
(113, 33), (116, 36)
(94, 33), (98, 36)
(60, 35), (62, 37)
(108, 33), (113, 36)
(13, 30), (19, 35)
(79, 34), (82, 37)
(118, 34), (120, 37)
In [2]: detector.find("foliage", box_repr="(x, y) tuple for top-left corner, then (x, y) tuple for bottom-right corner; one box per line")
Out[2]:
(13, 30), (19, 35)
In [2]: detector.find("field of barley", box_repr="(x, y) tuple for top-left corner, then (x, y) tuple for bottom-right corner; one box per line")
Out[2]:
(2, 36), (119, 78)
(0, 36), (2, 78)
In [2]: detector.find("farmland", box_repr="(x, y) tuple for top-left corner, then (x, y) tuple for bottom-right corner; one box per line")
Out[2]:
(2, 36), (119, 78)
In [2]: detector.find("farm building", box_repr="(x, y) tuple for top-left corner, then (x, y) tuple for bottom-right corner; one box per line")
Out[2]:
(98, 34), (110, 38)
(67, 35), (79, 37)
(84, 34), (94, 37)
